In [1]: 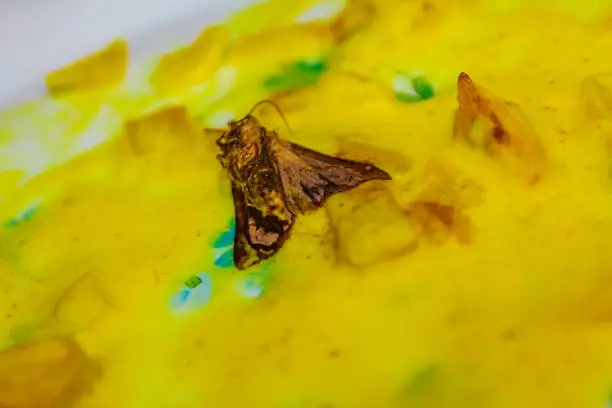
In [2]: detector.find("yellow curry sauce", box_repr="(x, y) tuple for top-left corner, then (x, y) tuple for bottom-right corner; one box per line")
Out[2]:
(2, 0), (612, 407)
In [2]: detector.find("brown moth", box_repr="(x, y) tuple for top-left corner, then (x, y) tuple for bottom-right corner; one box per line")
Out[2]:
(216, 101), (391, 270)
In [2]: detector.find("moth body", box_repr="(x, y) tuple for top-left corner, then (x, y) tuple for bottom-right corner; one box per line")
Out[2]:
(216, 111), (391, 270)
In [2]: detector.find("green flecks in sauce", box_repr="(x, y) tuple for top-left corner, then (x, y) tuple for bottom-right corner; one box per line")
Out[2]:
(263, 58), (327, 93)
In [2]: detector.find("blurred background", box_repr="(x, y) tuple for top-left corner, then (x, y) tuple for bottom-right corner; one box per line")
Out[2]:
(0, 0), (256, 107)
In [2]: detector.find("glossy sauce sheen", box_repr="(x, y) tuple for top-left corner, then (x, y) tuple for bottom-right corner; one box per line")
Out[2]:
(1, 0), (612, 407)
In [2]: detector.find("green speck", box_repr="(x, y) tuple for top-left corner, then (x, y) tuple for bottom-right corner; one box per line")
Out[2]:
(211, 229), (234, 249)
(263, 58), (327, 93)
(5, 204), (38, 228)
(185, 275), (203, 289)
(404, 365), (438, 395)
(393, 73), (435, 103)
(241, 272), (268, 298)
(412, 76), (435, 99)
(9, 325), (37, 346)
(395, 92), (424, 103)
(214, 248), (234, 269)
(295, 59), (326, 72)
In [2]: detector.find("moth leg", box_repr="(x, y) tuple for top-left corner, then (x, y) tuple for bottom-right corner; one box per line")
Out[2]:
(216, 153), (229, 168)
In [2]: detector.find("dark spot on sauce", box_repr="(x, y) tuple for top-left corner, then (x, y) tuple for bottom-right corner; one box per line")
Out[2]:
(447, 312), (460, 325)
(492, 125), (510, 145)
(422, 202), (455, 229)
(280, 328), (295, 344)
(503, 329), (516, 341)
(529, 175), (541, 186)
(328, 349), (341, 359)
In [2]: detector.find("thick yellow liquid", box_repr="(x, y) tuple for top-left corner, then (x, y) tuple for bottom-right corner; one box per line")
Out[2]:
(2, 1), (612, 407)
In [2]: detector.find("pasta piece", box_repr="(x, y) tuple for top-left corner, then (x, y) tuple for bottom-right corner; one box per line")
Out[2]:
(151, 25), (230, 96)
(0, 337), (101, 408)
(46, 39), (128, 95)
(453, 72), (546, 185)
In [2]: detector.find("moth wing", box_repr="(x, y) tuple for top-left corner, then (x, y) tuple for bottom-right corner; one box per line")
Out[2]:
(270, 138), (391, 213)
(231, 182), (295, 270)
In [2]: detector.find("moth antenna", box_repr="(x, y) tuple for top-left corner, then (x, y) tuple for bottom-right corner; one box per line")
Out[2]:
(247, 100), (293, 135)
(203, 127), (226, 134)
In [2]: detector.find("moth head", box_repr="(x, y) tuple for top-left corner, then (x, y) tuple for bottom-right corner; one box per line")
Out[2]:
(216, 114), (265, 153)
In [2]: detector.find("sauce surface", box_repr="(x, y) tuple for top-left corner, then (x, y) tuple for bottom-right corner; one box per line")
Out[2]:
(2, 1), (612, 407)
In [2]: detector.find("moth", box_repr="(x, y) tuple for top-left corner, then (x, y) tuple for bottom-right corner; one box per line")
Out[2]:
(216, 101), (391, 270)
